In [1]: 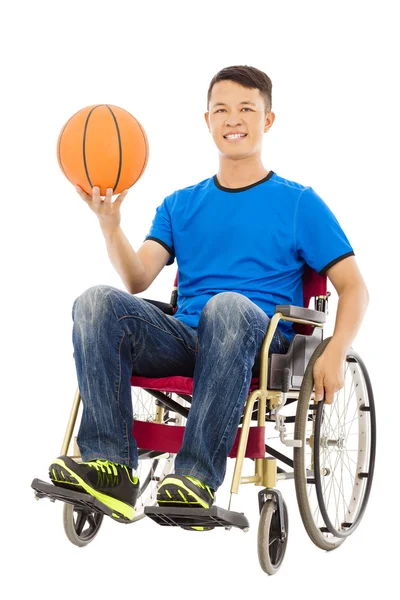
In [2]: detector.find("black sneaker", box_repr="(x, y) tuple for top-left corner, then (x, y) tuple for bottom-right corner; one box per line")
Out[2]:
(49, 456), (139, 521)
(157, 474), (215, 508)
(157, 474), (216, 531)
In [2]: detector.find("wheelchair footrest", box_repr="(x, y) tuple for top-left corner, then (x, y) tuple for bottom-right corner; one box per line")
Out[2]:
(144, 505), (249, 531)
(31, 478), (132, 524)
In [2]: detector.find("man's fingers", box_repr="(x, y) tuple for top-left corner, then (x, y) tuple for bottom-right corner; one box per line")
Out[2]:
(324, 391), (334, 405)
(115, 189), (129, 204)
(75, 185), (126, 201)
(91, 186), (103, 206)
(75, 185), (92, 203)
(313, 368), (324, 402)
(104, 188), (114, 204)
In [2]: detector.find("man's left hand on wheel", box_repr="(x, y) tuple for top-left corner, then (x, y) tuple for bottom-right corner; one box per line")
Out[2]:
(313, 348), (345, 405)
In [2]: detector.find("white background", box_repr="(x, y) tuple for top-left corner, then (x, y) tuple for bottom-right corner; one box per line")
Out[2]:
(1, 0), (398, 596)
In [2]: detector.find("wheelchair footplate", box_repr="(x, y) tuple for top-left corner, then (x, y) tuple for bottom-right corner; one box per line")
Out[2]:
(31, 478), (133, 524)
(144, 505), (250, 531)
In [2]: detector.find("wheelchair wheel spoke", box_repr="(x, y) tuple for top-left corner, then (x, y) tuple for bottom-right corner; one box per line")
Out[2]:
(294, 341), (375, 545)
(312, 500), (322, 524)
(323, 453), (340, 519)
(133, 387), (156, 421)
(131, 388), (187, 520)
(331, 465), (351, 518)
(340, 451), (356, 483)
(343, 404), (359, 430)
(343, 449), (358, 468)
(320, 420), (355, 528)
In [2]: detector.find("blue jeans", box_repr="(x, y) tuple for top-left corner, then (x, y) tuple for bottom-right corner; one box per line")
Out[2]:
(72, 285), (291, 491)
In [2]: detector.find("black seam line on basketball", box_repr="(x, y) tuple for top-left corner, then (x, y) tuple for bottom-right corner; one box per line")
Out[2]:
(57, 115), (75, 183)
(106, 105), (122, 191)
(133, 114), (148, 182)
(83, 105), (103, 189)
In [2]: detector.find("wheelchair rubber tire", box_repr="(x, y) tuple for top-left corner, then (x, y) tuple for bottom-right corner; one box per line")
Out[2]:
(63, 503), (104, 547)
(257, 498), (289, 575)
(313, 347), (376, 539)
(293, 336), (375, 550)
(294, 336), (345, 551)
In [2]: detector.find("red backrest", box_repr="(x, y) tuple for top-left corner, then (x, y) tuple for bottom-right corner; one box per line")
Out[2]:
(295, 264), (327, 335)
(172, 265), (327, 336)
(301, 263), (327, 309)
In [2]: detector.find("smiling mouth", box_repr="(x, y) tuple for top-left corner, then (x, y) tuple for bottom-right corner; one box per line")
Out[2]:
(223, 133), (248, 142)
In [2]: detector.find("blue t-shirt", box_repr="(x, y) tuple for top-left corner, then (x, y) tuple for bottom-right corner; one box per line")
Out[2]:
(144, 171), (354, 341)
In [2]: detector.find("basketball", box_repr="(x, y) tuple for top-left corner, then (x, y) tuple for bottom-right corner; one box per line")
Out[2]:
(56, 104), (149, 196)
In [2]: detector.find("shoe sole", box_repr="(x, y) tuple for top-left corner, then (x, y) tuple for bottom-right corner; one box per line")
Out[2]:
(184, 526), (214, 531)
(157, 476), (213, 509)
(49, 458), (135, 521)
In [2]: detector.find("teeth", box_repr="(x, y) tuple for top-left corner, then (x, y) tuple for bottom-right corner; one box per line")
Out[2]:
(225, 134), (246, 139)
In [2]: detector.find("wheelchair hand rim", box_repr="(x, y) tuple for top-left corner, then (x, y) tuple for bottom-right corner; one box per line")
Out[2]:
(313, 349), (376, 538)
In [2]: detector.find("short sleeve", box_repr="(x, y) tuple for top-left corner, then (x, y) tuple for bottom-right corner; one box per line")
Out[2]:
(295, 187), (355, 275)
(144, 195), (175, 266)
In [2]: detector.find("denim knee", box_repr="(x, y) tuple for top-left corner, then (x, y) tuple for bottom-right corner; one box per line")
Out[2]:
(202, 291), (249, 313)
(199, 292), (267, 343)
(72, 284), (119, 324)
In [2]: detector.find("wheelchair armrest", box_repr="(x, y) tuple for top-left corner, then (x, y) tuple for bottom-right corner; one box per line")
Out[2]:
(274, 304), (326, 324)
(141, 298), (174, 315)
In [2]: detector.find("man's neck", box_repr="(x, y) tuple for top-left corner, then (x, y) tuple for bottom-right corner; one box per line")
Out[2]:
(216, 158), (269, 189)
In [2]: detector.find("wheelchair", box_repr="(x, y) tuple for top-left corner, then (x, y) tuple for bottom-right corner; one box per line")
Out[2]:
(32, 264), (376, 576)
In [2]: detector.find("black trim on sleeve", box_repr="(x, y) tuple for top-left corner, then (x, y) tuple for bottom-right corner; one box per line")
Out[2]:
(318, 251), (355, 275)
(144, 236), (175, 265)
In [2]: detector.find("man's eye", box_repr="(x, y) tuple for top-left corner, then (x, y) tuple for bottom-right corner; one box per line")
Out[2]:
(215, 108), (252, 113)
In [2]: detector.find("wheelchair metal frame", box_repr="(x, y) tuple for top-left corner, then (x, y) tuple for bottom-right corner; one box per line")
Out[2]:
(229, 310), (324, 503)
(30, 266), (375, 576)
(57, 307), (325, 502)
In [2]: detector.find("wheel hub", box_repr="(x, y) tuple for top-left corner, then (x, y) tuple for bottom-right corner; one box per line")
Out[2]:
(319, 435), (346, 449)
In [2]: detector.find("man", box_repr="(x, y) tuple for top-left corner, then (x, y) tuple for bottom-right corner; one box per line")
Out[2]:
(49, 65), (369, 523)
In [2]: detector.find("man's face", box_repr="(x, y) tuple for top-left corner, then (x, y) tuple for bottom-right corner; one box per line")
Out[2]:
(205, 80), (275, 160)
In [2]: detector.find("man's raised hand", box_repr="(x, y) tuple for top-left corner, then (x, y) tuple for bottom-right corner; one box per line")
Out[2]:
(75, 185), (129, 235)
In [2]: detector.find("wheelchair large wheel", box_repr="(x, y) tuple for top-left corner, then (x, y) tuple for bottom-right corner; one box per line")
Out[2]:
(257, 498), (289, 575)
(293, 337), (376, 550)
(63, 504), (104, 547)
(131, 387), (186, 521)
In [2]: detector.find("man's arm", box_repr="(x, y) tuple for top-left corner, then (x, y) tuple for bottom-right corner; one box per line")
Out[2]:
(103, 227), (171, 294)
(313, 255), (369, 404)
(325, 255), (369, 358)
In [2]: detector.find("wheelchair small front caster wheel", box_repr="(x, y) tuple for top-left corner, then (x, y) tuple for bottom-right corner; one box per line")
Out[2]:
(63, 503), (104, 547)
(257, 498), (289, 575)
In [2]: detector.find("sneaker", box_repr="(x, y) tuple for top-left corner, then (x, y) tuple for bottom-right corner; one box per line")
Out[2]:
(157, 474), (216, 531)
(49, 456), (139, 521)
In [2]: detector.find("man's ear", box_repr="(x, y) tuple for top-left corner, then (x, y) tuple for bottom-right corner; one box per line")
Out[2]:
(204, 111), (210, 131)
(264, 111), (275, 132)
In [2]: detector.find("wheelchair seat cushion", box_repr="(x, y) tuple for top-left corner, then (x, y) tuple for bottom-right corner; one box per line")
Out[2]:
(130, 375), (260, 395)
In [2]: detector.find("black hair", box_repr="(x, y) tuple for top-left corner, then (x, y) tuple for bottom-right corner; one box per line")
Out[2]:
(207, 65), (272, 113)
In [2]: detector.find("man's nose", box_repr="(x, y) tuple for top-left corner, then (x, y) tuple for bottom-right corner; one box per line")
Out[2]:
(225, 110), (243, 127)
(225, 115), (243, 126)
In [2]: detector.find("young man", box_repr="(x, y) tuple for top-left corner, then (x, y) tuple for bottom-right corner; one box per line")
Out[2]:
(49, 65), (369, 523)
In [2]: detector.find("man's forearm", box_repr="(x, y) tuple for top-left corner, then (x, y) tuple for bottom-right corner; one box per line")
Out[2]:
(328, 284), (369, 358)
(102, 226), (147, 294)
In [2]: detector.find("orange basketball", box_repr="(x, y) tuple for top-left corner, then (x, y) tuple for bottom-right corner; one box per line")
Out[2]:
(56, 104), (149, 196)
